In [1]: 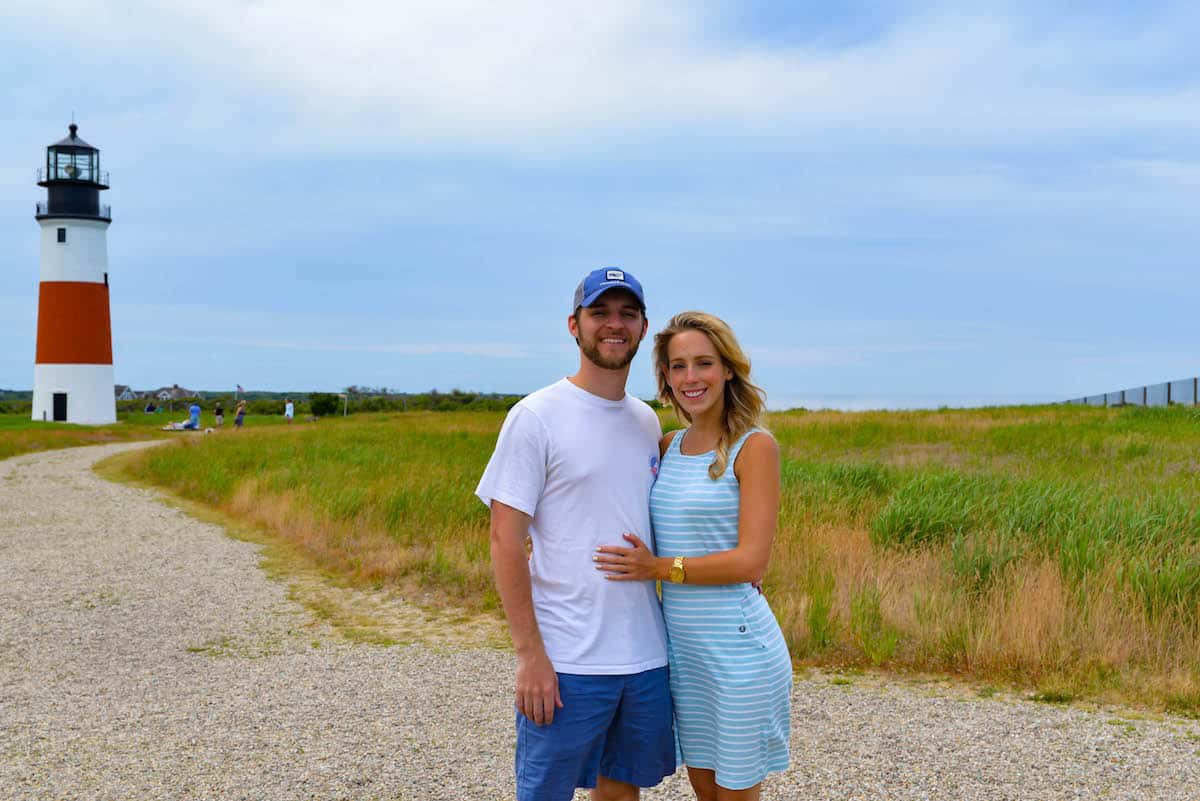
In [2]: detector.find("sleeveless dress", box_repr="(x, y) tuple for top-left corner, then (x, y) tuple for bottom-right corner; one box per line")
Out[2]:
(650, 427), (791, 790)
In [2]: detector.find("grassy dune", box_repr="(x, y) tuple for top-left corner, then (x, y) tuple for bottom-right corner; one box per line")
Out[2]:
(104, 404), (1200, 711)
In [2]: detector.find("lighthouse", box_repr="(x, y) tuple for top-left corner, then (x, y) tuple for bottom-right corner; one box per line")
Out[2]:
(31, 124), (116, 424)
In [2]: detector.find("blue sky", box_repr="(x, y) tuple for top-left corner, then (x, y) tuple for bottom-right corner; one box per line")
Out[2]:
(2, 1), (1198, 408)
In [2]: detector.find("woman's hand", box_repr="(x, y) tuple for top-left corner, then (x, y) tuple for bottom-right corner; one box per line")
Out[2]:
(594, 533), (662, 581)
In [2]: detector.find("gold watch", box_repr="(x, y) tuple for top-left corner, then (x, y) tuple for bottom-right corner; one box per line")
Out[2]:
(668, 556), (686, 584)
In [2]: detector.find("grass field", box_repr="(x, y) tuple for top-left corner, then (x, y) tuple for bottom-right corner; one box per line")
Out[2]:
(79, 404), (1200, 711)
(0, 408), (294, 461)
(0, 413), (169, 460)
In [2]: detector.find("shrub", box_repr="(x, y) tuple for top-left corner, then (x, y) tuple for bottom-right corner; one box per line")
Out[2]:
(248, 399), (285, 415)
(310, 393), (340, 417)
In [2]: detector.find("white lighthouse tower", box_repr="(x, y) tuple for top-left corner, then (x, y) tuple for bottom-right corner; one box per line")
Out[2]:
(31, 124), (116, 424)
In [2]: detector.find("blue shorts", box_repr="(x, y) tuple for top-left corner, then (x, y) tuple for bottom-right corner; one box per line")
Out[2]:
(516, 667), (674, 801)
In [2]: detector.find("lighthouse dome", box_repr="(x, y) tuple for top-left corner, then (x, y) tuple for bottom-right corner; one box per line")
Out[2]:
(39, 123), (109, 188)
(36, 123), (111, 221)
(51, 123), (96, 150)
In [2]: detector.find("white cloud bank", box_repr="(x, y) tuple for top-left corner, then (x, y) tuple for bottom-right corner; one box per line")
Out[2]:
(6, 1), (1200, 159)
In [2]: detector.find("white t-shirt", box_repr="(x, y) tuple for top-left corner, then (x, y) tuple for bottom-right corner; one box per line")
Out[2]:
(476, 378), (669, 675)
(284, 402), (294, 418)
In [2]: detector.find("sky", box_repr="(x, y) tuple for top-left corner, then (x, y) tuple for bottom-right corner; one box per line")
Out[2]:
(2, 1), (1199, 409)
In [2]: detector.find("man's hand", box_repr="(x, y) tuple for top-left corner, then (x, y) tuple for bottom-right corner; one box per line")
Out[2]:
(490, 500), (562, 725)
(516, 649), (563, 726)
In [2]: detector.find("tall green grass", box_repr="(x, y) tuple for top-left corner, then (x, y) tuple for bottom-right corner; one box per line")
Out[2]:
(107, 403), (1200, 711)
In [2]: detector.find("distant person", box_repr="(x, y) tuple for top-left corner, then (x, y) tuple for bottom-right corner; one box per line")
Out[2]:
(284, 398), (294, 424)
(144, 401), (156, 413)
(214, 401), (224, 428)
(183, 402), (201, 430)
(476, 268), (673, 801)
(595, 311), (791, 800)
(234, 400), (246, 429)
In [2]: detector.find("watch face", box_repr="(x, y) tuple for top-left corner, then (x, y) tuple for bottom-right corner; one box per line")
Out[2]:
(669, 559), (685, 583)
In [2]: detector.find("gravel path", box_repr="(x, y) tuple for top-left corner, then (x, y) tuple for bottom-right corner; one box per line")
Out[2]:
(2, 442), (1199, 800)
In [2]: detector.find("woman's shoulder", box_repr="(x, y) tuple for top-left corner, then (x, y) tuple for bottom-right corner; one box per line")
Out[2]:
(733, 429), (779, 473)
(658, 429), (680, 458)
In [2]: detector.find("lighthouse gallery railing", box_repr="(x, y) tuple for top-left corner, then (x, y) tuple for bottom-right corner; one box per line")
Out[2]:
(35, 201), (112, 219)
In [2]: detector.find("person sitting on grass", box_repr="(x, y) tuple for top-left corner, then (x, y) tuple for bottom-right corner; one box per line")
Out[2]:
(182, 402), (201, 430)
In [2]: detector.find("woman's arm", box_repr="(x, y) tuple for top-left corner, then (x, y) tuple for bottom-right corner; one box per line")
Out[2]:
(594, 432), (780, 585)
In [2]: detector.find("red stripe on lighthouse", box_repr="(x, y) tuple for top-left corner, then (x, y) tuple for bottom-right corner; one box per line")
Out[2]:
(35, 281), (113, 365)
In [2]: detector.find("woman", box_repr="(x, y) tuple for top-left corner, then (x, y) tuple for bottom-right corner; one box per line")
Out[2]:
(595, 311), (791, 801)
(233, 400), (246, 429)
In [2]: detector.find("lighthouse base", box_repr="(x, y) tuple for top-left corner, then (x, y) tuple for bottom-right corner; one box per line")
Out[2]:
(32, 363), (116, 425)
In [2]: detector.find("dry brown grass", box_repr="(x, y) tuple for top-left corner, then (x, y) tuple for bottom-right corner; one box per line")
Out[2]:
(766, 512), (1200, 709)
(225, 482), (495, 606)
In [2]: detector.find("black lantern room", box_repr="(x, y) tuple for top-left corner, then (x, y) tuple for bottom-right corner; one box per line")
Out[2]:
(35, 124), (111, 222)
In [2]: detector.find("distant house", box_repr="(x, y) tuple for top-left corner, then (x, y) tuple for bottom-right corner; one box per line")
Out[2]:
(114, 385), (137, 401)
(150, 384), (203, 402)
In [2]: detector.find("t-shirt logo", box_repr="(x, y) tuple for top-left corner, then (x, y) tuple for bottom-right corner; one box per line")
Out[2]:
(649, 455), (659, 477)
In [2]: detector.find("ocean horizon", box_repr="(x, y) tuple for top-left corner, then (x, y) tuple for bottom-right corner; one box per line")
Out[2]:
(764, 392), (1058, 412)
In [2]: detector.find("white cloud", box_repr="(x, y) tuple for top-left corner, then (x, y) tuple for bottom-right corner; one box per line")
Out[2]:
(124, 332), (562, 360)
(109, 300), (574, 360)
(750, 338), (966, 367)
(1113, 158), (1200, 187)
(7, 2), (1200, 159)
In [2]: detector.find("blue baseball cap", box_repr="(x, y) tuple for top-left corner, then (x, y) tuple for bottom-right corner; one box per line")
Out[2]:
(572, 268), (646, 312)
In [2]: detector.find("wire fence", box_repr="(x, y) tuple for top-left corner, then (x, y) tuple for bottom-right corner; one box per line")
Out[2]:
(1064, 376), (1199, 407)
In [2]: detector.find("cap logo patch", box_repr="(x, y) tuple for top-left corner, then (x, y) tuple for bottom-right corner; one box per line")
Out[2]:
(606, 270), (625, 281)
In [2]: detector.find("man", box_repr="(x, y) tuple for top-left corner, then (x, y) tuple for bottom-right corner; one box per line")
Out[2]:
(476, 269), (673, 801)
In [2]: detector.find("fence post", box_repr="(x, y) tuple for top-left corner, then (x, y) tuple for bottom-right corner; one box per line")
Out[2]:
(1143, 386), (1147, 405)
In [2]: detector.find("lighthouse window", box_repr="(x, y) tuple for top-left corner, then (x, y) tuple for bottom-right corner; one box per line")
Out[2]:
(56, 228), (66, 243)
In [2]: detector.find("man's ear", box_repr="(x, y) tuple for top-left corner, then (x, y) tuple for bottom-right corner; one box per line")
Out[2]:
(567, 313), (580, 338)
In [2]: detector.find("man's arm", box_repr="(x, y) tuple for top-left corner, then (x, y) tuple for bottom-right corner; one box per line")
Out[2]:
(490, 500), (562, 726)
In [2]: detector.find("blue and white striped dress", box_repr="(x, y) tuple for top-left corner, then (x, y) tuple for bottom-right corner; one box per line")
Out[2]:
(650, 427), (791, 790)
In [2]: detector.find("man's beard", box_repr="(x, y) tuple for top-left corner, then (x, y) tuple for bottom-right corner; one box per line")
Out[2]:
(580, 333), (640, 370)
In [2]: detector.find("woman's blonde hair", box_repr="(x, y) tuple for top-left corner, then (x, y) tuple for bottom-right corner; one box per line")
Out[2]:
(653, 311), (767, 479)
